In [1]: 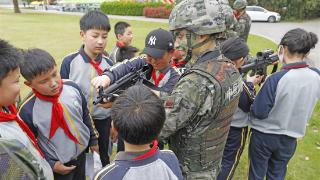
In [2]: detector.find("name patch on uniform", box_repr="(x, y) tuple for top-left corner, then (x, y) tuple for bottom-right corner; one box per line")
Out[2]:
(225, 77), (242, 101)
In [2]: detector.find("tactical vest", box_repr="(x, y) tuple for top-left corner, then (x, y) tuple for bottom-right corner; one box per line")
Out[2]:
(169, 49), (242, 175)
(0, 138), (47, 180)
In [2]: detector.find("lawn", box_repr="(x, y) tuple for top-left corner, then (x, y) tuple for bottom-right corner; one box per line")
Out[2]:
(1, 8), (319, 180)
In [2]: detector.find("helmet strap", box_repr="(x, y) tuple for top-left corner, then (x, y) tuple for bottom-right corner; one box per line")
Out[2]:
(191, 36), (212, 49)
(185, 31), (213, 62)
(184, 31), (193, 62)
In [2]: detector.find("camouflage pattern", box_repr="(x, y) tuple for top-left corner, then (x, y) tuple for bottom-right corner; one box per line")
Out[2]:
(233, 0), (248, 10)
(216, 0), (238, 44)
(169, 0), (226, 35)
(235, 12), (251, 42)
(0, 138), (47, 180)
(174, 0), (183, 5)
(160, 49), (242, 179)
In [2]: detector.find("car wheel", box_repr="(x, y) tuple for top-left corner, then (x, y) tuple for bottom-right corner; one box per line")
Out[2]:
(268, 16), (276, 23)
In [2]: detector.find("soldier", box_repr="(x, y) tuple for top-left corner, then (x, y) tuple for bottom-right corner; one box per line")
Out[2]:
(217, 0), (238, 44)
(233, 0), (251, 42)
(159, 0), (242, 179)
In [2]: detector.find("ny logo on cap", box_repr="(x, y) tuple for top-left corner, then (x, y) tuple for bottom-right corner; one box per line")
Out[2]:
(148, 36), (157, 46)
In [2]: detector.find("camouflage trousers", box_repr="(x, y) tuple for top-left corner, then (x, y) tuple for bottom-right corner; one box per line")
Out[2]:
(182, 166), (218, 180)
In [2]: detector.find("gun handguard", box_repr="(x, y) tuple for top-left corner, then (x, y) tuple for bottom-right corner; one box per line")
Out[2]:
(93, 65), (156, 104)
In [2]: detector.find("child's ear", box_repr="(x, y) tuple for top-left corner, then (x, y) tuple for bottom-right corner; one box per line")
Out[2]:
(80, 30), (85, 40)
(117, 34), (123, 40)
(24, 81), (31, 87)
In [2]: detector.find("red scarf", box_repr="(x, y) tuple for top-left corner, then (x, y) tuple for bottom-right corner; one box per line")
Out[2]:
(172, 60), (187, 68)
(33, 81), (81, 145)
(0, 105), (44, 157)
(152, 70), (165, 87)
(132, 140), (158, 160)
(116, 41), (125, 48)
(233, 10), (241, 20)
(89, 59), (103, 76)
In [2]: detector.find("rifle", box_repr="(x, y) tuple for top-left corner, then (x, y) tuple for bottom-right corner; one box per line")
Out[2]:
(93, 64), (155, 105)
(240, 49), (279, 82)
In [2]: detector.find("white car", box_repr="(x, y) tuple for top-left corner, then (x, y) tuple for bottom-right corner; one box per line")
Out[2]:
(246, 6), (281, 23)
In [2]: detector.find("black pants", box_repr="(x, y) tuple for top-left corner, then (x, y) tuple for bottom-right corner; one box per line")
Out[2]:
(217, 126), (249, 180)
(248, 129), (297, 180)
(53, 151), (86, 180)
(93, 118), (111, 167)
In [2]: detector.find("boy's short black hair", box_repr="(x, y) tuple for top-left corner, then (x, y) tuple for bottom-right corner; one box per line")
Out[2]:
(118, 45), (139, 62)
(111, 85), (165, 145)
(0, 39), (22, 84)
(80, 10), (111, 32)
(21, 48), (56, 81)
(114, 21), (131, 38)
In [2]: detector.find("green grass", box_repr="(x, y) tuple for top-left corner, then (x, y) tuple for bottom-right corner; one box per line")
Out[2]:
(1, 8), (319, 179)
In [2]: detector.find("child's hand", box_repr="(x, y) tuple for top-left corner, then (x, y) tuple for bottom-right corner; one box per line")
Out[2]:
(97, 101), (113, 108)
(246, 74), (264, 86)
(53, 161), (76, 175)
(91, 75), (111, 90)
(90, 144), (99, 154)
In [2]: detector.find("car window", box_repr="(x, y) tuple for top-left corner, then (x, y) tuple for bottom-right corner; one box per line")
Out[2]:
(255, 7), (265, 12)
(246, 7), (254, 11)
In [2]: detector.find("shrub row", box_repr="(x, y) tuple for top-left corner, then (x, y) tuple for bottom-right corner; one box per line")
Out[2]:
(143, 7), (171, 18)
(100, 1), (173, 17)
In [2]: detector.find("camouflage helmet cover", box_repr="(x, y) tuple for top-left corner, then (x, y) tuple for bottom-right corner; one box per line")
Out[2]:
(233, 0), (248, 10)
(169, 0), (226, 35)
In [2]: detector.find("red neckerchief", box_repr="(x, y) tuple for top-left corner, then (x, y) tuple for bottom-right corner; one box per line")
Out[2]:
(152, 70), (165, 87)
(33, 81), (81, 145)
(172, 60), (187, 68)
(132, 140), (158, 161)
(89, 59), (103, 76)
(0, 105), (44, 157)
(233, 10), (241, 20)
(116, 41), (125, 48)
(282, 64), (309, 70)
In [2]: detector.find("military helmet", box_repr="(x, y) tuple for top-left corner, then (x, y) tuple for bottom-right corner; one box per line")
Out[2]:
(233, 0), (248, 10)
(169, 0), (226, 35)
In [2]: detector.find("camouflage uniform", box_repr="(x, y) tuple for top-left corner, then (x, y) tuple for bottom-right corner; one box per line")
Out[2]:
(217, 0), (238, 44)
(0, 138), (48, 180)
(160, 0), (242, 179)
(233, 0), (251, 42)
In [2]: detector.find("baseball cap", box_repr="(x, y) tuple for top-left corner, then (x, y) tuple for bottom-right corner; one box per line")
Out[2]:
(142, 28), (174, 59)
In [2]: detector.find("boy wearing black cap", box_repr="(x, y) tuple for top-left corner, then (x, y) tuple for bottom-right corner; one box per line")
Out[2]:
(217, 37), (263, 180)
(92, 28), (180, 150)
(92, 28), (180, 101)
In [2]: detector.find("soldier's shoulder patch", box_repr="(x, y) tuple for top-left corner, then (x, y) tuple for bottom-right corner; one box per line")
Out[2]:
(164, 96), (175, 108)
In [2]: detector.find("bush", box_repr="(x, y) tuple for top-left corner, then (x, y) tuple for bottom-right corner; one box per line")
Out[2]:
(100, 2), (173, 17)
(143, 7), (172, 18)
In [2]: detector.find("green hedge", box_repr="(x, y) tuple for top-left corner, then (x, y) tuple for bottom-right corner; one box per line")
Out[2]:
(100, 1), (173, 16)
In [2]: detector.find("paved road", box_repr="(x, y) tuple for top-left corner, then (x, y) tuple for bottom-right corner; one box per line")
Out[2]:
(250, 21), (320, 67)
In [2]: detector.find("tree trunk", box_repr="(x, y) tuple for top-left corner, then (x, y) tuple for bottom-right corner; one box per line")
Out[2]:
(13, 0), (21, 13)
